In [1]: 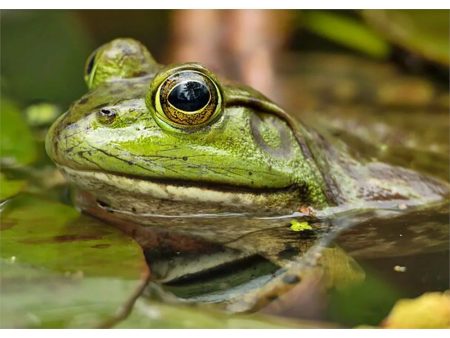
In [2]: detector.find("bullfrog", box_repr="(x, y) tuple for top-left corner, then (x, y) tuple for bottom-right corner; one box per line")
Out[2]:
(45, 38), (449, 312)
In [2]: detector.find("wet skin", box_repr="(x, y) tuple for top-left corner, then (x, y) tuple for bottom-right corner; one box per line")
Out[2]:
(45, 39), (449, 311)
(46, 38), (448, 221)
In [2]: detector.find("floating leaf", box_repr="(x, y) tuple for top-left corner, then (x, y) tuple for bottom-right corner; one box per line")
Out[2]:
(0, 195), (148, 328)
(290, 219), (312, 232)
(0, 99), (37, 167)
(0, 173), (27, 201)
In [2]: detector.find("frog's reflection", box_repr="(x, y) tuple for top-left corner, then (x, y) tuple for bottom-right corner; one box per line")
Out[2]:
(76, 189), (448, 317)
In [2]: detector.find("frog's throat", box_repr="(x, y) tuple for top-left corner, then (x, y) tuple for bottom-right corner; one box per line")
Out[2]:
(59, 165), (304, 215)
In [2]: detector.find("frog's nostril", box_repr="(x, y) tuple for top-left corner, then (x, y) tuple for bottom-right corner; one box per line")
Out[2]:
(97, 108), (117, 124)
(100, 108), (115, 117)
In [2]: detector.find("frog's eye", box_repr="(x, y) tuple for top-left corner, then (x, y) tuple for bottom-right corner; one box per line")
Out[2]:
(150, 67), (223, 129)
(84, 38), (158, 90)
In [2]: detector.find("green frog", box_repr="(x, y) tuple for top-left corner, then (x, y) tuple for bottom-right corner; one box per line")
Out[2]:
(45, 38), (449, 312)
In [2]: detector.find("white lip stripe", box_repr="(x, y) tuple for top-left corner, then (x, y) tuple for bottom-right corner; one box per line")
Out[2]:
(59, 166), (295, 208)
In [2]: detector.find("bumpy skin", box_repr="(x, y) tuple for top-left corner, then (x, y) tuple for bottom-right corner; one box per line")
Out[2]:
(46, 38), (448, 224)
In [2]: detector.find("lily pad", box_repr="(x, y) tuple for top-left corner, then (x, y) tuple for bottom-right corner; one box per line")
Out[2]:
(0, 99), (37, 167)
(0, 194), (148, 328)
(0, 173), (27, 201)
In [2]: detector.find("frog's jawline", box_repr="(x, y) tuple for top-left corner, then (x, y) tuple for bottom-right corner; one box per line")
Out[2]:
(61, 165), (298, 194)
(60, 166), (302, 213)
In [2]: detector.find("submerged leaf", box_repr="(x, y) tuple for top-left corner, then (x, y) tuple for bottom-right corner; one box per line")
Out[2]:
(117, 298), (309, 328)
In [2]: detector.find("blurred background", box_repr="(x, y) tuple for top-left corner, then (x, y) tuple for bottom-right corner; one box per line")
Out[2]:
(1, 10), (449, 107)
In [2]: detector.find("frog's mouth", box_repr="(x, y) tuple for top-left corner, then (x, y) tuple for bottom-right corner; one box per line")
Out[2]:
(59, 165), (302, 215)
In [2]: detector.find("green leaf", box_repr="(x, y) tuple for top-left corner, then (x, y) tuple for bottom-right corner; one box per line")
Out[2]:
(0, 195), (147, 328)
(289, 219), (312, 232)
(25, 103), (61, 127)
(0, 173), (27, 201)
(303, 11), (390, 58)
(363, 10), (450, 66)
(0, 99), (38, 167)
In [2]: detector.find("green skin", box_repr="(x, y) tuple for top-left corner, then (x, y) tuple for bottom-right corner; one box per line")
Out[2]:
(46, 38), (448, 224)
(45, 38), (449, 312)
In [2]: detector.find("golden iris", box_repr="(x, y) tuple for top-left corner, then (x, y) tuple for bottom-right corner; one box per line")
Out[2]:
(155, 70), (222, 128)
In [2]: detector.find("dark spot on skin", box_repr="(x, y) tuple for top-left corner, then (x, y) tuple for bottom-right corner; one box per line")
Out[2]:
(96, 199), (110, 208)
(91, 243), (110, 249)
(182, 156), (188, 161)
(131, 207), (137, 213)
(64, 122), (75, 130)
(79, 97), (89, 104)
(248, 171), (253, 176)
(127, 161), (134, 165)
(132, 71), (147, 77)
(92, 103), (108, 110)
(282, 274), (300, 285)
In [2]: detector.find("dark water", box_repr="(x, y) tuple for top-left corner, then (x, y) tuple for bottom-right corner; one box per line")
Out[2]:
(133, 201), (449, 327)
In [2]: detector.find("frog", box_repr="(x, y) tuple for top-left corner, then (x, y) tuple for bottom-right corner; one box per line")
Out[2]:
(45, 38), (449, 312)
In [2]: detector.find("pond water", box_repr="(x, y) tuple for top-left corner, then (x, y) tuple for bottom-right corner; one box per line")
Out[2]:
(1, 52), (449, 328)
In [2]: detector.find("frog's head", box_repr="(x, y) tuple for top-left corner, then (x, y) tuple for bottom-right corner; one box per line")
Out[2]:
(46, 38), (328, 217)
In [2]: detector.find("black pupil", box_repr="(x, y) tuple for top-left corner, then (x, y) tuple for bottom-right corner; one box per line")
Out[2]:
(168, 81), (210, 112)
